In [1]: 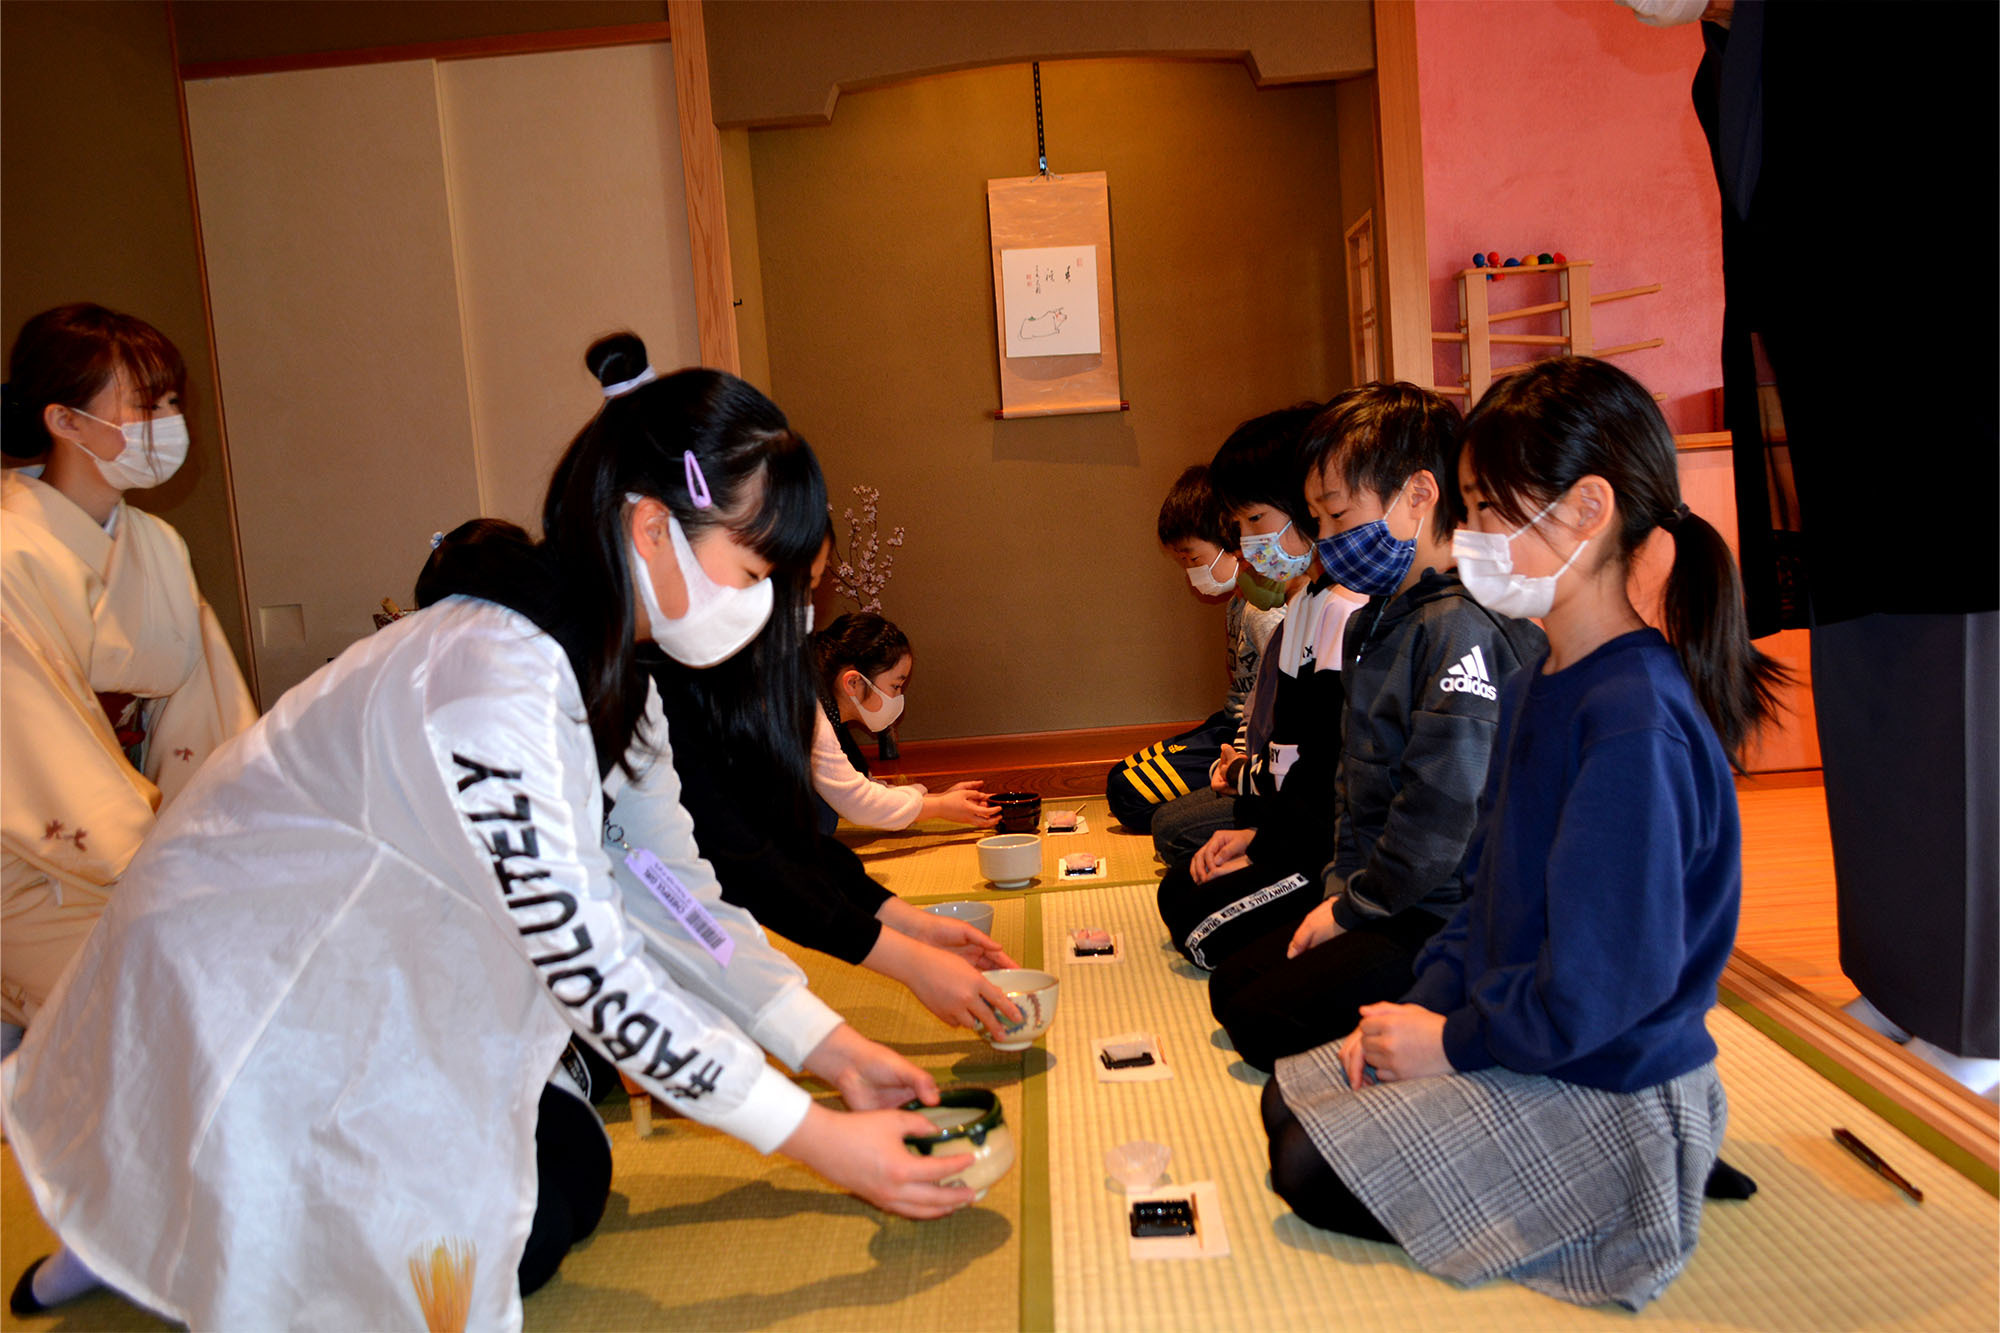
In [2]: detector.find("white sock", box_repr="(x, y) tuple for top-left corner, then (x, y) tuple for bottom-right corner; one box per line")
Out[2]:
(1904, 1037), (2000, 1100)
(1842, 995), (1911, 1044)
(31, 1246), (101, 1307)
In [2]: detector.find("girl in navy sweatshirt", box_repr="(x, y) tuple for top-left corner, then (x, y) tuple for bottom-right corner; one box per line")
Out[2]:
(1262, 357), (1785, 1310)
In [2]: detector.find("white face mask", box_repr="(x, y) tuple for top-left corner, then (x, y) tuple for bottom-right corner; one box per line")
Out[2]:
(1616, 0), (1709, 25)
(1451, 495), (1591, 620)
(626, 496), (774, 667)
(848, 671), (906, 733)
(1185, 549), (1239, 597)
(71, 408), (189, 491)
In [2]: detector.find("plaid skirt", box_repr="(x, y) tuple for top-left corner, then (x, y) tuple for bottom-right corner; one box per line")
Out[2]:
(1274, 1044), (1726, 1310)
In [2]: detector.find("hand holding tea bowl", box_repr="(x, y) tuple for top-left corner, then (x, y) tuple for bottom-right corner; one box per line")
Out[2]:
(902, 1088), (1016, 1201)
(978, 968), (1059, 1050)
(992, 791), (1042, 834)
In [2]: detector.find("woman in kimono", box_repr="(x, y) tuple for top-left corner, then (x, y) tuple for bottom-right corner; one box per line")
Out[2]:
(3, 337), (974, 1330)
(0, 305), (257, 1052)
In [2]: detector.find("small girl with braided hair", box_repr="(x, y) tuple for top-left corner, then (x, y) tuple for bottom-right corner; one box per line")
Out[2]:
(1262, 356), (1784, 1309)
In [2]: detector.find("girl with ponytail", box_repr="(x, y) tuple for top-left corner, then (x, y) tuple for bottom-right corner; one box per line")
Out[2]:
(1260, 357), (1776, 1310)
(5, 334), (974, 1329)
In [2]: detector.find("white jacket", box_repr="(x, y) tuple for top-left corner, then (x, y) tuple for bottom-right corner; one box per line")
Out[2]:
(3, 597), (834, 1331)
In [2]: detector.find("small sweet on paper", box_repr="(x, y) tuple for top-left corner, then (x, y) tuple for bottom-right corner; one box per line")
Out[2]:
(1072, 927), (1114, 956)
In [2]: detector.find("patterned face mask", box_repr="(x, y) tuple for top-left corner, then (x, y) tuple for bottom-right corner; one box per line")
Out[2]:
(1313, 481), (1416, 597)
(1239, 521), (1312, 581)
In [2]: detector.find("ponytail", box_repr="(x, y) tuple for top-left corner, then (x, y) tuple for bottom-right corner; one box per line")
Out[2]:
(1464, 357), (1789, 769)
(1659, 506), (1787, 766)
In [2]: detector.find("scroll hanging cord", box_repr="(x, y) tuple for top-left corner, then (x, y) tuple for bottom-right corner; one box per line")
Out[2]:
(1034, 61), (1048, 176)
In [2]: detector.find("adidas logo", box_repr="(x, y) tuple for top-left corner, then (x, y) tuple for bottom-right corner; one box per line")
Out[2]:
(1439, 645), (1497, 700)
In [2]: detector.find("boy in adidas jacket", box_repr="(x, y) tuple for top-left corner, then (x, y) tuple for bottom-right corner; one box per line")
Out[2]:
(1201, 385), (1545, 1070)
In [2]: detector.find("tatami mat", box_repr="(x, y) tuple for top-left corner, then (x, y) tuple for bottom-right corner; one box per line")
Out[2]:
(840, 798), (1164, 899)
(1, 903), (1036, 1333)
(9, 848), (1995, 1332)
(1037, 881), (1999, 1331)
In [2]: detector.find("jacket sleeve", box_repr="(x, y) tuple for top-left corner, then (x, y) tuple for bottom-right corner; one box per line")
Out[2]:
(425, 653), (811, 1154)
(1331, 610), (1510, 930)
(600, 691), (845, 1072)
(811, 711), (923, 829)
(1437, 728), (1700, 1076)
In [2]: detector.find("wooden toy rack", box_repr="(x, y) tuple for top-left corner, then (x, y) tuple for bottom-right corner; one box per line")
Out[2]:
(1432, 260), (1661, 402)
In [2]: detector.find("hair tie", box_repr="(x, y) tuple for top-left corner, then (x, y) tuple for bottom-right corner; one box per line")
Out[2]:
(683, 450), (713, 509)
(1663, 502), (1691, 529)
(601, 365), (657, 399)
(429, 531), (444, 549)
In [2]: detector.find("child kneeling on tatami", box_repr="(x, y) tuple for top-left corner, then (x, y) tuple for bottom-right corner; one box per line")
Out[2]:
(1148, 404), (1363, 877)
(1107, 464), (1285, 832)
(1263, 357), (1780, 1309)
(1205, 383), (1543, 1068)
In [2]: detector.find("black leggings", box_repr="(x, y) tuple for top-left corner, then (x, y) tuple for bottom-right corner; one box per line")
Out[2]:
(1211, 908), (1446, 1072)
(1259, 1080), (1395, 1244)
(518, 1081), (614, 1295)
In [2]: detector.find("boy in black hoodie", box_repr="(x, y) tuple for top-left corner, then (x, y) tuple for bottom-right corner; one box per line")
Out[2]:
(1190, 385), (1544, 1070)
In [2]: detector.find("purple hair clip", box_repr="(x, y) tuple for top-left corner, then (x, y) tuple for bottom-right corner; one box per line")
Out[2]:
(683, 450), (713, 509)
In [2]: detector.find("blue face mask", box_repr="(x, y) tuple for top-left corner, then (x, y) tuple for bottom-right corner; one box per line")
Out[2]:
(1240, 520), (1313, 581)
(1314, 482), (1417, 597)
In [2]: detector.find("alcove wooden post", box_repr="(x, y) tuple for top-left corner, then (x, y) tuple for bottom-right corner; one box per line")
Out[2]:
(669, 0), (740, 376)
(1372, 0), (1433, 387)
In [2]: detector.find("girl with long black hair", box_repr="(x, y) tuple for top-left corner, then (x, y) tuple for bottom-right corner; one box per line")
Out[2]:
(1262, 357), (1782, 1309)
(4, 335), (974, 1330)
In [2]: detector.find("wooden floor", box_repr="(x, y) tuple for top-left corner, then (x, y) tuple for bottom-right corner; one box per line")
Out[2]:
(877, 727), (1856, 1008)
(1733, 775), (1855, 1006)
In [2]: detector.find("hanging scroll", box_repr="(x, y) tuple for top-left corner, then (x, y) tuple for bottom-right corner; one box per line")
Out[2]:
(987, 171), (1124, 418)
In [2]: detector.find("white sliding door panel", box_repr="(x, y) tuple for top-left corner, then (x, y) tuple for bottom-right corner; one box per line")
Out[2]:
(439, 44), (701, 532)
(186, 63), (481, 705)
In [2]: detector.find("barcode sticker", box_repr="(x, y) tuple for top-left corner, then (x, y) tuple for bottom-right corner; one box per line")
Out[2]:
(625, 847), (734, 967)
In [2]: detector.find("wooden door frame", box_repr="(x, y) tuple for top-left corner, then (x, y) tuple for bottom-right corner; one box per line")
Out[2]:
(1371, 0), (1432, 388)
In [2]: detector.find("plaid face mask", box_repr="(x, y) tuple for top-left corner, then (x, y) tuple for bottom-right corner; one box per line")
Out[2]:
(1313, 482), (1416, 597)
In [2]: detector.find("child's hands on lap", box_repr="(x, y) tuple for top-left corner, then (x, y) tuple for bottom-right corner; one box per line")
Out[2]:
(1351, 1002), (1451, 1085)
(1287, 899), (1345, 957)
(1191, 826), (1257, 883)
(1210, 744), (1242, 794)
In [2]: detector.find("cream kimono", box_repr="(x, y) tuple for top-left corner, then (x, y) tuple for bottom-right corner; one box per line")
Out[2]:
(0, 470), (256, 1027)
(3, 597), (832, 1331)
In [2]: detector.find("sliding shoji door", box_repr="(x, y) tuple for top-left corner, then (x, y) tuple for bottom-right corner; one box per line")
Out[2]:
(186, 44), (699, 705)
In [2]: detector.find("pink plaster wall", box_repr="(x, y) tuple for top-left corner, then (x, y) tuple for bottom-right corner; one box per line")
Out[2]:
(1414, 0), (1722, 433)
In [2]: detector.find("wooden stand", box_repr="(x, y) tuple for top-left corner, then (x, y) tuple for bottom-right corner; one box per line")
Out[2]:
(1432, 261), (1661, 402)
(621, 1072), (656, 1136)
